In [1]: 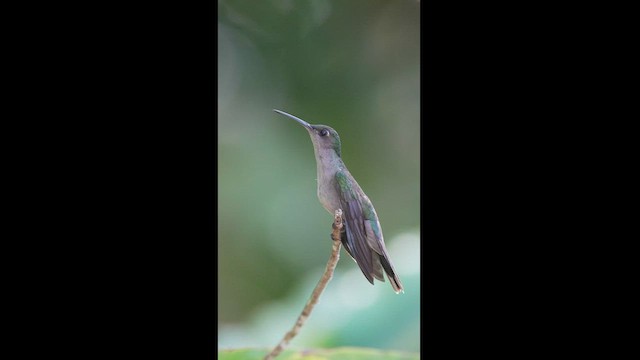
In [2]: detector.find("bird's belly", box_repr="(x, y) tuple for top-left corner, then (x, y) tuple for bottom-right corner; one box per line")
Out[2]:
(317, 179), (340, 214)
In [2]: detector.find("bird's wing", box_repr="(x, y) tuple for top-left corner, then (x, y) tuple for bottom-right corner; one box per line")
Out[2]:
(335, 170), (375, 284)
(336, 170), (403, 292)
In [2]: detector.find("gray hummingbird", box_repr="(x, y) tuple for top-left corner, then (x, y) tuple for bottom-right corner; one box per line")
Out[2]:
(273, 109), (404, 294)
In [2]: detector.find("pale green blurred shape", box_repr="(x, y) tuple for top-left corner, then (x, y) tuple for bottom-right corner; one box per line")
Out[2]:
(218, 231), (420, 352)
(218, 0), (420, 353)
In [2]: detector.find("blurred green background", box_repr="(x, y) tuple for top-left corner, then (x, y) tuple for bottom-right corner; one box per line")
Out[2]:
(218, 0), (420, 353)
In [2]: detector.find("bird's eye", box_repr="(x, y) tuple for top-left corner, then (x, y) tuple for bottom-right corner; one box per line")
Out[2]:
(320, 129), (329, 137)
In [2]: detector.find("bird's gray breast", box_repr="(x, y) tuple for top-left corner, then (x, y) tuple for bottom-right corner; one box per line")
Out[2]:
(316, 159), (342, 214)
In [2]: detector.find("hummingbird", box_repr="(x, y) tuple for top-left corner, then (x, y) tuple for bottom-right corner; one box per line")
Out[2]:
(273, 109), (404, 294)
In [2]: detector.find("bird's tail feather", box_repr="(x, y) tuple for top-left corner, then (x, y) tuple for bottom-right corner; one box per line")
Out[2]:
(379, 254), (404, 294)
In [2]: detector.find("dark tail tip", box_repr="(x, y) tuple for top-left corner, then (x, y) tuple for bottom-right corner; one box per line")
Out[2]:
(379, 254), (404, 294)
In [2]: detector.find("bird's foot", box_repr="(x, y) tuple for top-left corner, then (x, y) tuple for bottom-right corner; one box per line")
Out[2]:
(330, 209), (343, 242)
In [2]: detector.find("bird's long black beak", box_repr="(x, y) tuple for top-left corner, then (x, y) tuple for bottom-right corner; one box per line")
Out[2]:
(273, 109), (314, 131)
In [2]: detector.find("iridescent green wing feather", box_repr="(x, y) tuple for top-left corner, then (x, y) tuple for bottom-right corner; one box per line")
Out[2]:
(335, 170), (374, 284)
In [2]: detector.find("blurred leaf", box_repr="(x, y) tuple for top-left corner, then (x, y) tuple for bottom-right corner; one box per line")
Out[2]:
(219, 347), (419, 360)
(218, 232), (420, 352)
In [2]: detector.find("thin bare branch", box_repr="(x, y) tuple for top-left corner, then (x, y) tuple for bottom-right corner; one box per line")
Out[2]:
(264, 209), (343, 360)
